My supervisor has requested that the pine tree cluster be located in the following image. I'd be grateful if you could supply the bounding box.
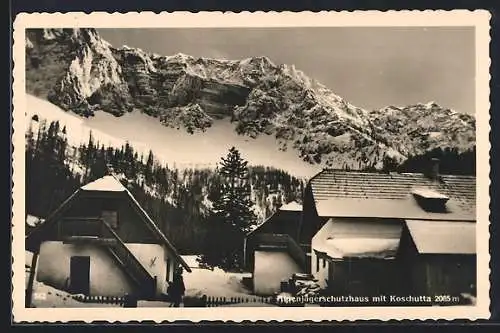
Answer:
[25,119,305,255]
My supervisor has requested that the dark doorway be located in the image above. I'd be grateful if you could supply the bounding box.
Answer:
[70,256,90,295]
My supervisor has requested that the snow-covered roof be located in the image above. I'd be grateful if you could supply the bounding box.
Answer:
[313,218,402,259]
[80,175,127,192]
[406,220,476,254]
[279,201,302,212]
[310,170,476,217]
[320,238,401,259]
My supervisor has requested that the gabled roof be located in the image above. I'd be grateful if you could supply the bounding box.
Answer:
[405,219,476,254]
[309,170,476,220]
[26,175,191,272]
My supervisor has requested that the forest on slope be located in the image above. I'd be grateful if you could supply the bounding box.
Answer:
[25,117,475,254]
[25,118,305,253]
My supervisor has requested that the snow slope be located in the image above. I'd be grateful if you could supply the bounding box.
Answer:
[25,28,476,173]
[26,94,321,178]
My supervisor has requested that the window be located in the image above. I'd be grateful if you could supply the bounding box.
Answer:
[316,255,320,273]
[323,258,326,269]
[101,210,118,228]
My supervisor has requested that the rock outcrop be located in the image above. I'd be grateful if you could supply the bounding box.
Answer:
[25,28,476,170]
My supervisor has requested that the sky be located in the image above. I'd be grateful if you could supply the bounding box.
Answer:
[98,27,475,114]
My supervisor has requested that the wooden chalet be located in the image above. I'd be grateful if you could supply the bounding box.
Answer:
[301,159,476,299]
[25,175,191,304]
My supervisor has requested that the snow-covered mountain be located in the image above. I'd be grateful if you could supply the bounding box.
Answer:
[25,28,476,172]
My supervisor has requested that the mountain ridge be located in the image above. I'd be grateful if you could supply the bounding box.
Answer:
[25,28,476,171]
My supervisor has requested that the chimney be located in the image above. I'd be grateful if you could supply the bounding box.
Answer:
[428,158,440,180]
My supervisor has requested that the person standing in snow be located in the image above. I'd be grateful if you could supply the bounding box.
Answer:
[169,267,185,307]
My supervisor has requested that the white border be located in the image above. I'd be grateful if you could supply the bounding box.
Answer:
[12,10,491,322]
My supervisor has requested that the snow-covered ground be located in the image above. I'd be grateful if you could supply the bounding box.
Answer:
[29,281,123,308]
[181,255,253,298]
[27,277,173,308]
[26,94,320,178]
[224,301,277,307]
[25,254,254,307]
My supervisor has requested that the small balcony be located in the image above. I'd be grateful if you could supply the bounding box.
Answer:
[59,217,117,245]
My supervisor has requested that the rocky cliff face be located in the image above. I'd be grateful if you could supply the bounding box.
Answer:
[25,28,476,170]
[368,102,476,156]
[26,28,133,117]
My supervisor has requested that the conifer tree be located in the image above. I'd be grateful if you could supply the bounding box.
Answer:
[200,147,258,270]
[214,147,257,233]
[145,150,155,185]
